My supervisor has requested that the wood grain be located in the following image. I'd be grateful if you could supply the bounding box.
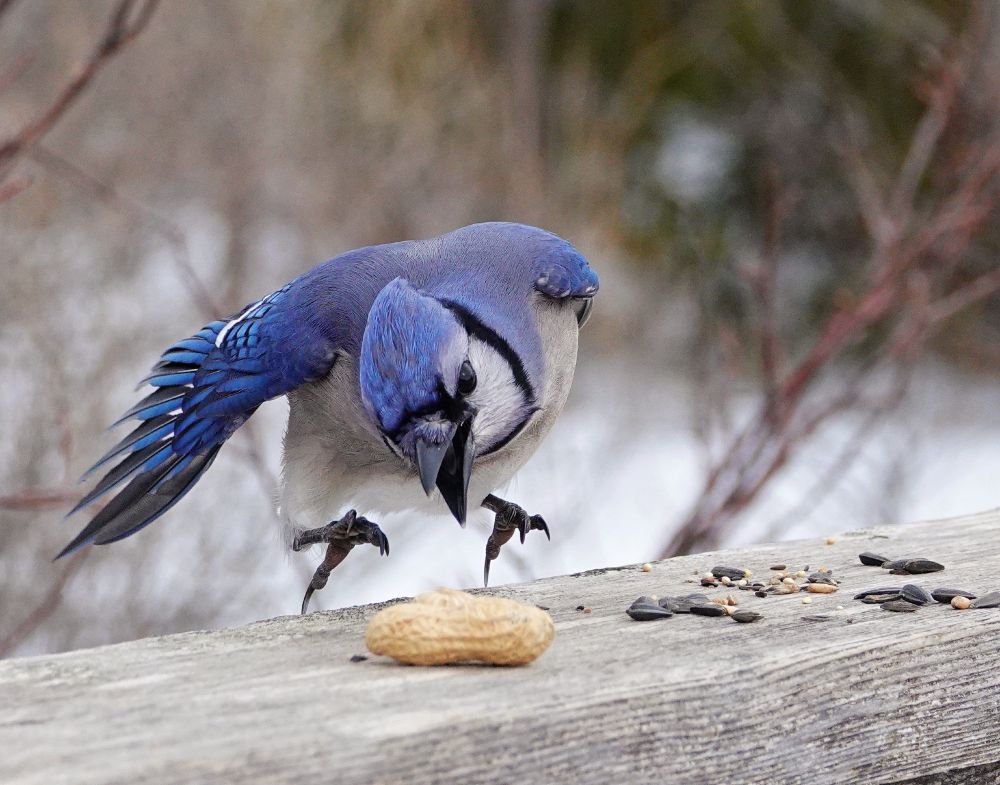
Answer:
[4,509,1000,785]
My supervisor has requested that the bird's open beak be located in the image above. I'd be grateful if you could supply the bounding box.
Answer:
[415,414,475,526]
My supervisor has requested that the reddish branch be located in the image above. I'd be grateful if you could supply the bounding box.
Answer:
[662,28,1000,558]
[0,0,159,194]
[0,552,87,658]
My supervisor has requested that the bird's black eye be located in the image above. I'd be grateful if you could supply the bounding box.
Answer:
[457,360,477,395]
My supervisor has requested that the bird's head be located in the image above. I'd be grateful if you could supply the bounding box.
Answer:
[360,278,481,524]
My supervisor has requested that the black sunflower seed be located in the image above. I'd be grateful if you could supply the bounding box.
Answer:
[732,610,762,623]
[861,593,902,604]
[626,597,673,621]
[881,600,919,612]
[899,584,933,606]
[859,552,891,567]
[690,603,727,617]
[854,586,905,600]
[770,564,787,571]
[711,565,747,581]
[931,588,977,604]
[754,590,768,598]
[970,591,1000,609]
[902,559,944,574]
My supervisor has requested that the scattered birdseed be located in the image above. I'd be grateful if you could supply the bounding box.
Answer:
[970,591,1000,609]
[881,558,945,575]
[825,537,837,545]
[711,566,747,581]
[951,596,972,610]
[754,590,768,599]
[854,586,904,600]
[737,578,748,587]
[782,577,796,586]
[732,610,762,623]
[349,654,368,663]
[626,597,673,621]
[899,584,933,606]
[583,607,593,614]
[690,603,727,617]
[576,605,585,611]
[806,583,838,594]
[881,600,919,613]
[861,593,901,604]
[720,576,732,586]
[931,588,976,604]
[795,570,807,578]
[859,552,891,567]
[641,563,652,573]
[770,564,787,571]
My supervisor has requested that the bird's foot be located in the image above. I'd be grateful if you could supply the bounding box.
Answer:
[481,494,550,587]
[292,510,389,614]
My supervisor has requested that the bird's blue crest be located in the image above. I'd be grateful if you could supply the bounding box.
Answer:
[360,278,466,437]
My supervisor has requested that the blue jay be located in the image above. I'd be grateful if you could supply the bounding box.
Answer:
[62,222,599,612]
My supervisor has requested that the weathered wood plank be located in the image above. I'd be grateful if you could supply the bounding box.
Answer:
[4,509,1000,785]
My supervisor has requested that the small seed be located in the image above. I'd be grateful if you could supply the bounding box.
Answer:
[702,572,715,580]
[859,552,891,567]
[576,605,585,611]
[583,607,593,614]
[782,577,796,586]
[970,591,1000,609]
[754,590,768,598]
[951,596,972,610]
[690,603,727,617]
[732,610,762,623]
[737,578,748,587]
[902,559,945,574]
[854,586,905,600]
[641,563,652,573]
[861,593,902,604]
[801,597,812,604]
[349,654,368,663]
[795,570,807,578]
[807,573,837,585]
[806,583,838,594]
[770,564,787,571]
[701,577,718,587]
[626,597,673,621]
[881,600,919,613]
[711,566,747,581]
[899,584,933,606]
[720,576,732,586]
[825,537,837,545]
[931,588,976,604]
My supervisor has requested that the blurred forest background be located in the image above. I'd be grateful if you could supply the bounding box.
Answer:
[2,0,1000,657]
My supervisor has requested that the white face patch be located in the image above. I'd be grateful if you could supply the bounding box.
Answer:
[465,338,534,454]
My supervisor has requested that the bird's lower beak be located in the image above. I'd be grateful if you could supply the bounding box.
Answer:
[415,415,475,526]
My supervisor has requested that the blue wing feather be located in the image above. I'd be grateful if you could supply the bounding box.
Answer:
[60,282,337,558]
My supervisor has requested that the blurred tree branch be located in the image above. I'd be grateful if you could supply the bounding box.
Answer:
[0,0,159,199]
[663,14,1000,557]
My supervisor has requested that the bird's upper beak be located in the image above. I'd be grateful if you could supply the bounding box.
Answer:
[415,411,476,526]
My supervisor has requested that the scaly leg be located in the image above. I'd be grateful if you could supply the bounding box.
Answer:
[292,510,389,614]
[481,494,550,587]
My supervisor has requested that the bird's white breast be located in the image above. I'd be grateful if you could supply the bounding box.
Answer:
[278,294,580,540]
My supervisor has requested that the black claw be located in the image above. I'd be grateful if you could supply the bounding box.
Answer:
[301,585,315,615]
[294,510,388,612]
[480,495,550,587]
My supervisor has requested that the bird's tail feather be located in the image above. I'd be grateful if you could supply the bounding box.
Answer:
[59,320,229,559]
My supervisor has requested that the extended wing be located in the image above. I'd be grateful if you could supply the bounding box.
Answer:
[59,283,337,558]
